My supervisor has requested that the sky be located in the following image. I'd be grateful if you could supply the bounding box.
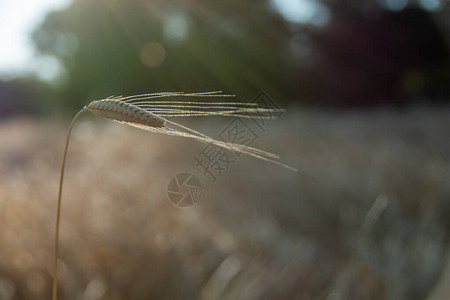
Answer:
[0,0,72,80]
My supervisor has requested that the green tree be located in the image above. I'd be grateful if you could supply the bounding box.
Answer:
[32,0,294,112]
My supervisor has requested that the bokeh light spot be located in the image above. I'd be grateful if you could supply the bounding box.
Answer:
[419,0,444,11]
[84,277,106,299]
[140,42,166,67]
[0,278,15,300]
[377,0,408,11]
[32,55,66,82]
[163,9,190,43]
[270,0,330,26]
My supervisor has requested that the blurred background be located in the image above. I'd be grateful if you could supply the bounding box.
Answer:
[0,0,450,299]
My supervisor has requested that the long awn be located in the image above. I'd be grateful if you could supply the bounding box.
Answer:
[52,91,296,300]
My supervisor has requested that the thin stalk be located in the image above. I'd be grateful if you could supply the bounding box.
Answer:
[53,108,86,300]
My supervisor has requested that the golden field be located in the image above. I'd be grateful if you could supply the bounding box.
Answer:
[0,107,449,300]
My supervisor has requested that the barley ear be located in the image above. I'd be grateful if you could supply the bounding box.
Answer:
[52,108,86,300]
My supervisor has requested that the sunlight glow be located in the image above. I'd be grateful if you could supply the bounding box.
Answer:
[0,0,72,79]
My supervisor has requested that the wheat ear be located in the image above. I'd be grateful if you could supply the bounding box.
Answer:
[53,92,296,300]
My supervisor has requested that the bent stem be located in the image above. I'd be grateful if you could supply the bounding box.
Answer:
[52,108,86,300]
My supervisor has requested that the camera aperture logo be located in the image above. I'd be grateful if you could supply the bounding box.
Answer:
[193,90,282,182]
[167,173,202,207]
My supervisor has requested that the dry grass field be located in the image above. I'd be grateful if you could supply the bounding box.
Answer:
[0,106,449,300]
